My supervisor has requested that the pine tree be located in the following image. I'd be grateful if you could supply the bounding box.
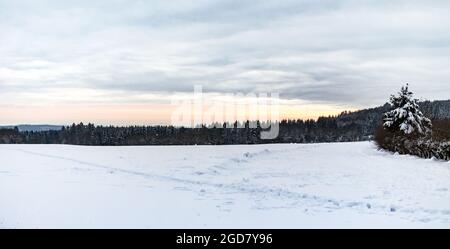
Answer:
[383,84,432,135]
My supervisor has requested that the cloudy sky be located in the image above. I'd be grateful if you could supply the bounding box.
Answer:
[1,0,449,125]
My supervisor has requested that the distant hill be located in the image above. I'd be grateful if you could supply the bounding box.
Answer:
[420,100,450,119]
[0,125,64,132]
[335,99,450,138]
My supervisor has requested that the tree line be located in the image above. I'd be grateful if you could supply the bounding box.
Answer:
[1,99,449,146]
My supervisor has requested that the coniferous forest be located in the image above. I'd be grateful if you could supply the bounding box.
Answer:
[1,100,449,146]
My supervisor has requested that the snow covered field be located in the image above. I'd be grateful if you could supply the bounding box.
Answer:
[1,142,449,228]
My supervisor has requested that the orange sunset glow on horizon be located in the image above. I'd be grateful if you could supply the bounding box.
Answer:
[0,103,357,126]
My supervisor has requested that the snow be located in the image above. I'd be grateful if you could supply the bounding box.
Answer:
[1,142,449,228]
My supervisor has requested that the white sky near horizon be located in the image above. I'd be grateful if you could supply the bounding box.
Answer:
[1,0,449,125]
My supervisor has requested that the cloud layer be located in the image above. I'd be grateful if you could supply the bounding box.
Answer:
[1,0,450,112]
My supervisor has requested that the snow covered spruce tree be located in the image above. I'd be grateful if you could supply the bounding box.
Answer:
[383,84,432,136]
[375,84,450,160]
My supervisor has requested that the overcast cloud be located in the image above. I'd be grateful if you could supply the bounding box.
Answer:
[1,0,450,108]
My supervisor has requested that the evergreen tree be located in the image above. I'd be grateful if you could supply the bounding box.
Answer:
[383,84,432,135]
